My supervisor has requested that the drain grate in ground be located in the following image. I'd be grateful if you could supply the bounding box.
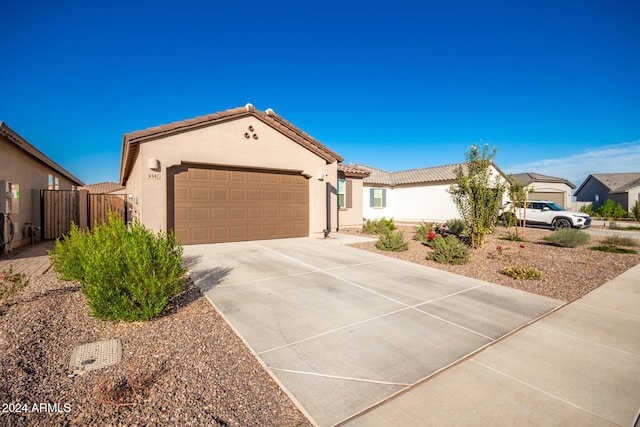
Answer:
[69,339,122,375]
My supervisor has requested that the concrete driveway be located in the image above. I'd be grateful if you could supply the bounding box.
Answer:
[183,234,564,426]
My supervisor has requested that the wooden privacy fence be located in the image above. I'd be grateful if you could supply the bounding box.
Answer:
[88,193,127,228]
[41,190,127,239]
[42,190,80,240]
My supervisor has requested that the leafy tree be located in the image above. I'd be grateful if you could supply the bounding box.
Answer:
[596,199,627,220]
[449,144,506,248]
[631,200,640,222]
[506,174,530,239]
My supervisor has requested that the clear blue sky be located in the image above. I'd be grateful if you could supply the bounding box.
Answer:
[2,0,639,188]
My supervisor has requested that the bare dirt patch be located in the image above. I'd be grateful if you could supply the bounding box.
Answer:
[343,225,640,302]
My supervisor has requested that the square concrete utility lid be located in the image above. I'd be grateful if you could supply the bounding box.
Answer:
[69,339,122,375]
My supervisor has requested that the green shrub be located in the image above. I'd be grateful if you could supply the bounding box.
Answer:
[428,235,470,265]
[590,245,637,254]
[445,218,466,235]
[600,235,638,247]
[501,265,542,280]
[376,230,408,252]
[595,199,627,219]
[0,266,28,305]
[579,204,595,216]
[363,217,396,235]
[542,228,590,248]
[631,201,640,222]
[413,222,435,242]
[49,214,187,321]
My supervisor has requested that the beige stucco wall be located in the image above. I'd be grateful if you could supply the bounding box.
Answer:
[338,177,365,229]
[1,136,77,250]
[125,116,338,237]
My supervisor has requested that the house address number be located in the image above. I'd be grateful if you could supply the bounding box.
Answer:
[147,172,161,180]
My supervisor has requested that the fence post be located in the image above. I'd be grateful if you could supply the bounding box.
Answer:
[78,190,89,230]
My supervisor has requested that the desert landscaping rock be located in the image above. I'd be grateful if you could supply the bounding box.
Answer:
[344,225,640,302]
[0,271,311,426]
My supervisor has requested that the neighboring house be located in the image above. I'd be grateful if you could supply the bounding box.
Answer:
[336,164,370,229]
[119,104,346,244]
[357,163,507,223]
[79,181,126,195]
[511,172,575,208]
[574,173,640,211]
[0,121,84,253]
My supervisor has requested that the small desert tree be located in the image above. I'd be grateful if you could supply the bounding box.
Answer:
[450,144,506,248]
[506,174,531,238]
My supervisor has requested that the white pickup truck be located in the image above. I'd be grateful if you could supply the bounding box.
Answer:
[500,200,591,229]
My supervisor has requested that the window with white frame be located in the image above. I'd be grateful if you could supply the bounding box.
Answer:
[48,174,53,190]
[370,188,386,208]
[54,177,59,190]
[337,179,346,208]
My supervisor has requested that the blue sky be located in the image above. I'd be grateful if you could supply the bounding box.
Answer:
[1,0,639,188]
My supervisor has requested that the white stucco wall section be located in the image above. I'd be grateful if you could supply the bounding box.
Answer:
[362,184,461,223]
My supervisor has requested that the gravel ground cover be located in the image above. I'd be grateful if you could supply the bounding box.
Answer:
[1,224,638,426]
[0,270,311,427]
[343,225,640,302]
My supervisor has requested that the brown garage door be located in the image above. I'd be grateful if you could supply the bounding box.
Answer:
[529,192,565,207]
[173,167,309,244]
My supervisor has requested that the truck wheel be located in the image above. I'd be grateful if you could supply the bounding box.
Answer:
[553,218,571,229]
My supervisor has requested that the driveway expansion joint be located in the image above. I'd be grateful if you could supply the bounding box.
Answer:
[268,367,413,387]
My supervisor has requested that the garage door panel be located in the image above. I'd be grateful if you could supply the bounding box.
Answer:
[190,207,209,221]
[264,207,278,219]
[247,189,262,201]
[211,170,228,182]
[191,187,210,201]
[174,167,309,244]
[230,189,246,201]
[190,169,209,181]
[230,171,247,183]
[213,189,228,201]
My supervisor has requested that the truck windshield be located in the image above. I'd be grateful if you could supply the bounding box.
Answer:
[546,202,564,211]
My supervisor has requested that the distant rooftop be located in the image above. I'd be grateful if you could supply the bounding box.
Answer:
[512,172,576,189]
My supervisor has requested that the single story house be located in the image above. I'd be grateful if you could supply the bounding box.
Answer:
[511,172,575,208]
[574,173,640,211]
[1,121,84,253]
[356,163,507,224]
[119,104,354,244]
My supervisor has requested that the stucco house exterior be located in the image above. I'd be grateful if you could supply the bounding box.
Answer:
[0,121,84,253]
[119,104,350,244]
[511,172,575,208]
[357,163,507,223]
[574,173,640,211]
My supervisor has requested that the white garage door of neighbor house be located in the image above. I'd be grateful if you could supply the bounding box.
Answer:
[529,192,565,207]
[173,167,309,244]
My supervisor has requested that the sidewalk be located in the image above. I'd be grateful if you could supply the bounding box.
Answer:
[342,263,640,426]
[0,241,54,276]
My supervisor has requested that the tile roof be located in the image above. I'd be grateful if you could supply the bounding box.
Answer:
[120,104,343,184]
[78,181,125,194]
[337,163,370,178]
[512,172,576,189]
[0,121,84,186]
[591,173,640,193]
[357,163,467,186]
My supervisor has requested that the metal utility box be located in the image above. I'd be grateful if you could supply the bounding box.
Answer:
[1,181,20,215]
